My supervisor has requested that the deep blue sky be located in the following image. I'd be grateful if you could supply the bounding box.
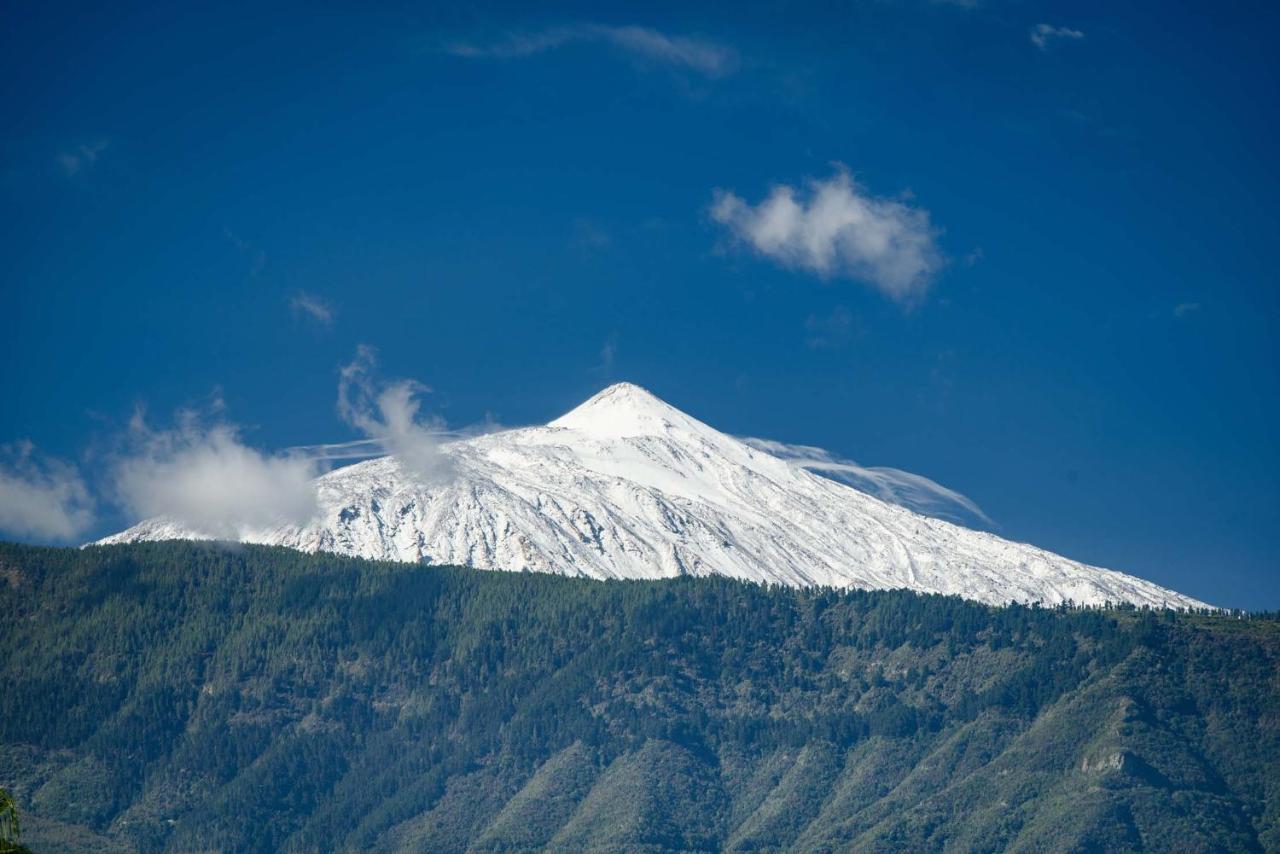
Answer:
[2,1,1276,608]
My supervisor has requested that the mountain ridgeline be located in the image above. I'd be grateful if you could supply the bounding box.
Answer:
[0,541,1276,852]
[101,382,1208,610]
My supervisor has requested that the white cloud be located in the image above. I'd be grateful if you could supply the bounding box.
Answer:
[337,346,455,484]
[291,291,335,326]
[56,140,109,177]
[743,437,994,529]
[448,24,737,77]
[1173,302,1201,318]
[711,168,945,303]
[0,442,96,542]
[1030,24,1084,50]
[113,407,318,537]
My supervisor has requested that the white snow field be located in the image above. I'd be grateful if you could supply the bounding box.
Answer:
[99,383,1208,608]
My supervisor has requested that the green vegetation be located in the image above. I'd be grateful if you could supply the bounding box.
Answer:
[0,786,28,854]
[1,540,1277,852]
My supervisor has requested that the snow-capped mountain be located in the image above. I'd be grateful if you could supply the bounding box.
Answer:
[98,383,1208,608]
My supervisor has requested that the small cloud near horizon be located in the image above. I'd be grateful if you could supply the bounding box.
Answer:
[710,167,945,304]
[111,402,319,537]
[0,441,96,542]
[1031,24,1084,51]
[447,23,737,78]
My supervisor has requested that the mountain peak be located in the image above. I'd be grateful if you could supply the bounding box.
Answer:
[99,381,1210,609]
[549,382,703,438]
[588,381,660,403]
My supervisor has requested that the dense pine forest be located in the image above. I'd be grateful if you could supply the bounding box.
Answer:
[0,541,1277,852]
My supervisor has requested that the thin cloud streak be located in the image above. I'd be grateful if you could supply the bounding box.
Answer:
[1031,24,1084,50]
[743,437,994,530]
[291,291,336,326]
[448,24,737,77]
[287,431,475,463]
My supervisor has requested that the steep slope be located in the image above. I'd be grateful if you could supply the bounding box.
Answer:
[99,382,1206,608]
[1,543,1275,853]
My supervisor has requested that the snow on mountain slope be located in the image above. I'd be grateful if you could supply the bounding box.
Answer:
[98,383,1209,608]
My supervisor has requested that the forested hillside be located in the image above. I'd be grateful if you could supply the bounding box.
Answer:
[1,541,1276,852]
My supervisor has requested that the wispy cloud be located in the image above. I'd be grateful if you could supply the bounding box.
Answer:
[56,140,109,177]
[593,334,619,374]
[448,24,737,77]
[0,441,96,541]
[285,437,387,463]
[224,229,267,277]
[1173,302,1201,318]
[1030,24,1084,51]
[743,437,994,529]
[112,403,318,537]
[805,306,857,350]
[291,291,336,326]
[337,346,454,484]
[711,168,945,303]
[571,218,613,254]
